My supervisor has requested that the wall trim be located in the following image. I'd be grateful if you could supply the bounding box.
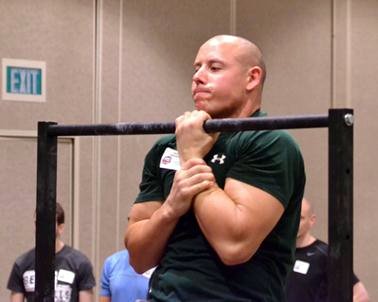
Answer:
[0,130,80,248]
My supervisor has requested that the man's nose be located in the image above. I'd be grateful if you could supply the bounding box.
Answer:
[192,67,206,84]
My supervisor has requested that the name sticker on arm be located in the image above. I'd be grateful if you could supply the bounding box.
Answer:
[159,147,181,171]
[293,260,310,275]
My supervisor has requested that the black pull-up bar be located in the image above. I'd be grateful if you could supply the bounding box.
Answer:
[47,114,328,136]
[35,108,353,301]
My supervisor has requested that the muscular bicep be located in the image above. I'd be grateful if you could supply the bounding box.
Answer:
[224,177,284,247]
[194,177,286,265]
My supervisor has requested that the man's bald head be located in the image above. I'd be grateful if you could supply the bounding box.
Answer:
[301,197,314,217]
[297,197,316,241]
[201,35,266,84]
[192,34,266,118]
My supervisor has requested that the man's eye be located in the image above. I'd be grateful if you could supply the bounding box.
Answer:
[210,66,221,71]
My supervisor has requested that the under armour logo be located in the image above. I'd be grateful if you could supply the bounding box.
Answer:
[211,154,226,164]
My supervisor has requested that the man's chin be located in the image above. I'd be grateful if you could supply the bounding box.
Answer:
[194,100,207,111]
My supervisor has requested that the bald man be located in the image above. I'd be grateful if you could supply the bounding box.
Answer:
[286,198,370,302]
[125,35,306,301]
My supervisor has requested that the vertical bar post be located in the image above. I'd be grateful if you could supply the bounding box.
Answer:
[328,108,353,302]
[35,122,57,302]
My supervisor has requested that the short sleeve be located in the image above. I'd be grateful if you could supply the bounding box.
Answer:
[99,258,111,297]
[352,273,360,285]
[227,130,305,208]
[135,140,166,203]
[7,262,25,293]
[77,259,96,291]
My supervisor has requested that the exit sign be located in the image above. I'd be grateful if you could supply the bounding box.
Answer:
[2,58,46,102]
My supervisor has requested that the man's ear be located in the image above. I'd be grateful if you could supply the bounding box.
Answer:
[56,223,65,237]
[310,214,316,227]
[246,66,263,91]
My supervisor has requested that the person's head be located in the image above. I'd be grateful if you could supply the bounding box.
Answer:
[34,202,65,247]
[56,202,65,238]
[192,34,266,119]
[297,198,316,239]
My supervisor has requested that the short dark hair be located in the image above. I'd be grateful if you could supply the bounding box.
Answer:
[56,202,65,225]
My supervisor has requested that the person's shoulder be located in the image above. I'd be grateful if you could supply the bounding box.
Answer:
[105,249,129,265]
[265,129,300,148]
[10,248,35,274]
[64,245,89,258]
[154,134,176,148]
[313,239,329,255]
[145,135,176,158]
[250,110,301,146]
[14,248,35,266]
[314,239,328,247]
[102,250,140,276]
[61,245,91,263]
[236,128,301,156]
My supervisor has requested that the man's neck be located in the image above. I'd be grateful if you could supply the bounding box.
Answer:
[296,233,316,248]
[237,101,261,119]
[55,239,64,253]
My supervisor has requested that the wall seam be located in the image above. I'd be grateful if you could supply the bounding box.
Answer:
[72,138,80,249]
[92,0,103,270]
[230,0,237,35]
[116,0,124,249]
[331,0,335,108]
[331,0,351,108]
[346,0,351,108]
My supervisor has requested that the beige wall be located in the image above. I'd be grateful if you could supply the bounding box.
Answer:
[0,0,376,300]
[350,0,378,295]
[0,133,75,295]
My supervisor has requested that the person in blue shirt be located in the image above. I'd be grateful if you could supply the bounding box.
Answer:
[99,249,153,302]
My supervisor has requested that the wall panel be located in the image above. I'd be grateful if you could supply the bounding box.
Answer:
[350,0,378,298]
[0,0,376,300]
[118,0,232,252]
[0,134,73,299]
[238,0,331,237]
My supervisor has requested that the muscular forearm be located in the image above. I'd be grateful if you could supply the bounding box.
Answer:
[125,203,179,273]
[126,159,215,273]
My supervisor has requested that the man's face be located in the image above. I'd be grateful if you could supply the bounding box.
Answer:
[297,199,315,239]
[56,222,64,238]
[191,40,249,118]
[34,214,64,238]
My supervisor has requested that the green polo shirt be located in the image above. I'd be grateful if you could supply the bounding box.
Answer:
[135,111,305,301]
